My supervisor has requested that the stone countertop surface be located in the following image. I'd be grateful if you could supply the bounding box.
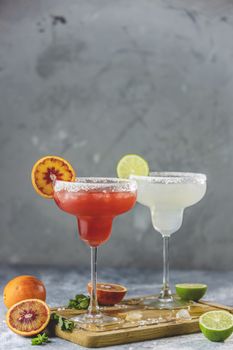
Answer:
[1,266,233,349]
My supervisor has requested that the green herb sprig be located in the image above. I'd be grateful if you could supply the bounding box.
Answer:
[31,333,49,345]
[68,294,90,310]
[51,313,75,332]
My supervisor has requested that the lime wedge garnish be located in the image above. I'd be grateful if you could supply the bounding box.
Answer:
[176,283,207,301]
[199,311,233,342]
[117,154,149,179]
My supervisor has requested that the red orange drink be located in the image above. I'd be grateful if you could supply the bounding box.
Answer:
[31,158,137,327]
[54,190,136,247]
[53,177,137,328]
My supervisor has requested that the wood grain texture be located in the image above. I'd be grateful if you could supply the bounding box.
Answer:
[53,298,233,348]
[55,319,199,348]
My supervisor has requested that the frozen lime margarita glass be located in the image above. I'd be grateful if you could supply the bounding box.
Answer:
[130,172,207,309]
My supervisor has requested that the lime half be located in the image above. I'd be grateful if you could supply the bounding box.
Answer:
[199,310,233,342]
[117,154,149,179]
[176,283,207,301]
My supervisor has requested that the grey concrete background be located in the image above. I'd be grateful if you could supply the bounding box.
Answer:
[0,0,233,269]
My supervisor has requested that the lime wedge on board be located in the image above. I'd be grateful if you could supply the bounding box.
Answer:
[176,283,207,301]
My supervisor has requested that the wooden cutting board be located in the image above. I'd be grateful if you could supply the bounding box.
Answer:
[51,297,233,348]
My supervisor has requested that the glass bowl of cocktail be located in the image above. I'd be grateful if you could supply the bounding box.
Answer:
[53,177,137,327]
[130,171,207,309]
[31,156,137,329]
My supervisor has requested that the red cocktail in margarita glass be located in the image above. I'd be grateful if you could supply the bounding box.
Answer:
[54,188,136,247]
[53,177,137,327]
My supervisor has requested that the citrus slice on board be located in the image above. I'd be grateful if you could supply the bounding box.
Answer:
[31,155,76,199]
[176,283,207,301]
[6,299,50,337]
[117,154,149,179]
[199,310,233,342]
[87,282,127,306]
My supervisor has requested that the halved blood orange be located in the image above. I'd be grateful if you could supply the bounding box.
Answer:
[31,155,76,199]
[87,282,127,306]
[6,299,50,337]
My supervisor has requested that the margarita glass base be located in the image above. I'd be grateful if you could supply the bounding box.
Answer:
[143,295,193,310]
[71,312,123,330]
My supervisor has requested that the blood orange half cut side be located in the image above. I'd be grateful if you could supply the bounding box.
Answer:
[31,155,76,199]
[87,282,127,306]
[6,299,50,337]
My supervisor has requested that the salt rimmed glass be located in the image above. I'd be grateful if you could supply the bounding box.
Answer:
[53,177,137,328]
[130,172,207,309]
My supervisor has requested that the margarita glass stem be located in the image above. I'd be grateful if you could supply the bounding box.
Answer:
[159,235,173,301]
[88,247,100,316]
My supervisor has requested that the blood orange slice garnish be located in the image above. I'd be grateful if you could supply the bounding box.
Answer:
[6,299,50,337]
[31,155,76,199]
[87,282,127,306]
